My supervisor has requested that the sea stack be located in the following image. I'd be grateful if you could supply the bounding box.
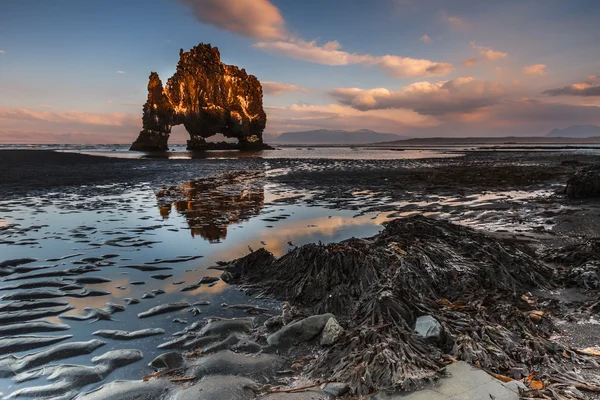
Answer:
[130,43,270,151]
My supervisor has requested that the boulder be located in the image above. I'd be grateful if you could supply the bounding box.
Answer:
[319,317,344,346]
[565,166,600,198]
[267,314,334,348]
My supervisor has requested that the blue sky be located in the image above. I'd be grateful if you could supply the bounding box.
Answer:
[0,0,599,143]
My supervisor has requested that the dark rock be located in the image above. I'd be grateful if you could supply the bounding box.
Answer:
[149,351,184,370]
[199,318,253,338]
[267,314,334,348]
[130,43,270,152]
[322,382,350,396]
[199,276,220,284]
[565,166,600,198]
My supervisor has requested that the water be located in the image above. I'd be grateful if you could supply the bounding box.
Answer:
[0,171,388,397]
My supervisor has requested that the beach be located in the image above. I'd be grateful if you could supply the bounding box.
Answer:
[1,147,600,399]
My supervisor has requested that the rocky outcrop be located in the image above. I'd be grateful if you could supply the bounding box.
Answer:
[130,43,270,151]
[565,166,600,198]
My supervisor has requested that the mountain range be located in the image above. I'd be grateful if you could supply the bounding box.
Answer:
[546,125,600,138]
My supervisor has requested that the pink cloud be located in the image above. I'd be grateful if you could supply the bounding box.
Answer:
[254,38,452,78]
[262,81,309,96]
[420,34,432,43]
[178,0,286,40]
[442,12,466,29]
[523,64,547,76]
[331,77,506,115]
[0,107,141,143]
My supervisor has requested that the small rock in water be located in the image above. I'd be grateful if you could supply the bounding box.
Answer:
[199,276,220,284]
[124,298,140,305]
[414,315,443,343]
[188,307,202,316]
[149,351,184,370]
[320,317,344,346]
[151,274,172,280]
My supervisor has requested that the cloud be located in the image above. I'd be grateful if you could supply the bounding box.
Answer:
[0,107,139,127]
[178,0,286,40]
[262,81,309,96]
[442,12,465,29]
[264,103,438,135]
[254,38,452,78]
[542,76,600,96]
[0,50,5,54]
[0,108,141,144]
[490,99,600,124]
[116,70,125,74]
[38,104,54,109]
[462,57,478,67]
[477,49,507,61]
[330,77,505,116]
[120,102,142,106]
[523,64,547,76]
[461,43,507,67]
[420,34,432,43]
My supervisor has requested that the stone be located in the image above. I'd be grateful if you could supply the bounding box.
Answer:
[565,166,600,198]
[267,313,334,348]
[130,43,270,152]
[414,315,443,343]
[320,317,344,346]
[322,382,350,396]
[149,351,184,370]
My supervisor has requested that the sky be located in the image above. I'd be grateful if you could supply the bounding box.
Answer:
[1,0,600,144]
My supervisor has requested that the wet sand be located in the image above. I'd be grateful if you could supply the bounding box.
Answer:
[1,149,600,399]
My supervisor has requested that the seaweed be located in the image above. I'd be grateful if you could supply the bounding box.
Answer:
[222,215,594,395]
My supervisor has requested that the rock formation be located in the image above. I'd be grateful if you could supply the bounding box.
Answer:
[130,43,270,151]
[565,166,600,198]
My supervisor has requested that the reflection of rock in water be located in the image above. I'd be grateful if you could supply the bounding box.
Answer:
[157,173,264,242]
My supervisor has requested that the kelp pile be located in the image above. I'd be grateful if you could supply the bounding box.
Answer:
[222,216,597,396]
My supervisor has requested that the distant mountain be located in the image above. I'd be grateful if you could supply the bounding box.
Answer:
[547,125,600,138]
[273,129,407,144]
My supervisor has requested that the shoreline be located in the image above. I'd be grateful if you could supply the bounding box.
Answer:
[1,148,600,399]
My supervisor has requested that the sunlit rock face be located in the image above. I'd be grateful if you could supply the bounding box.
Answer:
[130,43,269,151]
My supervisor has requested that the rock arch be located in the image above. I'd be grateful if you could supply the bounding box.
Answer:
[130,44,270,151]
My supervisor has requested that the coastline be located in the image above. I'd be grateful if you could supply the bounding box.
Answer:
[0,148,600,399]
